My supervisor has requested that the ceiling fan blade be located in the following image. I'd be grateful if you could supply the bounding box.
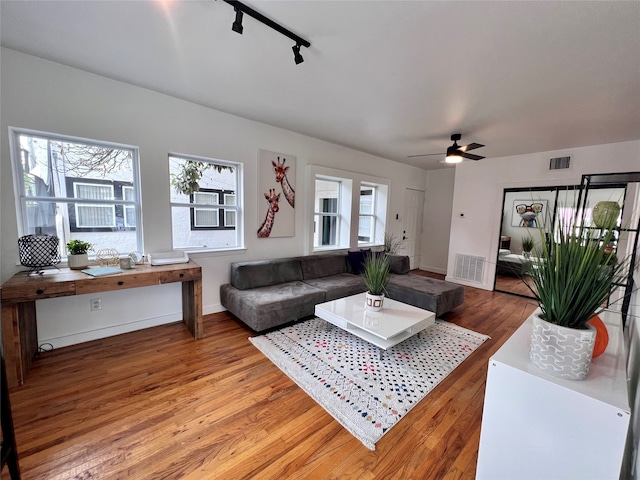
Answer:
[407,152,445,158]
[459,142,484,152]
[459,151,485,161]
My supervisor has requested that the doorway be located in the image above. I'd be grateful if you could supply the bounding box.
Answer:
[403,188,425,269]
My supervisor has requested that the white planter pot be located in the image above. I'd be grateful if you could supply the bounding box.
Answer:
[530,313,596,380]
[68,253,89,270]
[365,292,384,312]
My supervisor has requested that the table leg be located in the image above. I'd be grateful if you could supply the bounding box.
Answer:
[2,301,37,388]
[181,278,203,339]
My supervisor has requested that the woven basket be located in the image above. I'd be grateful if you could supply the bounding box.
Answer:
[18,234,61,268]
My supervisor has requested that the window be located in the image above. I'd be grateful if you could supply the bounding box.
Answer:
[192,191,219,228]
[314,179,341,247]
[9,128,142,256]
[75,183,115,228]
[123,186,136,227]
[358,185,376,244]
[170,154,242,251]
[65,178,137,232]
[310,167,388,252]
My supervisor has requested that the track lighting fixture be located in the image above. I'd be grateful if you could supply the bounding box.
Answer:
[231,7,244,34]
[292,43,304,65]
[224,0,311,65]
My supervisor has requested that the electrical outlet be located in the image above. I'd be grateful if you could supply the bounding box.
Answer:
[90,298,102,311]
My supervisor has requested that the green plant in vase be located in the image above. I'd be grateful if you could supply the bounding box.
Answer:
[523,210,629,380]
[66,239,93,270]
[521,235,534,257]
[362,252,391,311]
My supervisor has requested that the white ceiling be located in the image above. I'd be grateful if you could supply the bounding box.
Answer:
[1,1,639,170]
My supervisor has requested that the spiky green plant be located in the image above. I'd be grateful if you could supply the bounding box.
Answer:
[361,252,391,296]
[383,232,404,255]
[521,235,534,253]
[523,213,628,329]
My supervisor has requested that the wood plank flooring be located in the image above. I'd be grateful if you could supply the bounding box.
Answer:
[4,273,537,480]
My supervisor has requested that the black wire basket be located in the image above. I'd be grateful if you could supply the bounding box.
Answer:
[18,234,61,271]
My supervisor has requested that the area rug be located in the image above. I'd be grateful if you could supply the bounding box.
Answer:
[249,317,489,450]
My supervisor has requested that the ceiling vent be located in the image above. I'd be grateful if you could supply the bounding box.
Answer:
[549,156,571,170]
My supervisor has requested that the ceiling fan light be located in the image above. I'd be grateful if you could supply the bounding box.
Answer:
[445,154,463,164]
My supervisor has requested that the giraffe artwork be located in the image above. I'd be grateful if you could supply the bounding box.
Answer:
[257,188,280,238]
[258,149,296,238]
[272,156,295,208]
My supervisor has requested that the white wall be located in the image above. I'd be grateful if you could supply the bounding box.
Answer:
[421,167,455,274]
[446,141,640,289]
[0,48,427,347]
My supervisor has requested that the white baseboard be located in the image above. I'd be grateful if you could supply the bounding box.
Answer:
[445,275,493,291]
[204,303,226,315]
[418,264,447,275]
[39,312,182,349]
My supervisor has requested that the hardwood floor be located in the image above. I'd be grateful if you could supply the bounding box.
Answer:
[494,273,537,298]
[4,273,538,480]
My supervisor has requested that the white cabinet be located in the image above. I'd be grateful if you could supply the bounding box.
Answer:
[476,311,630,480]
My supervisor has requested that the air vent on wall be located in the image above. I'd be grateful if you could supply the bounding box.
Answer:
[454,254,485,283]
[549,156,571,170]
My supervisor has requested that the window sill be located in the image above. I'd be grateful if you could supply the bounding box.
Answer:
[181,247,248,257]
[312,246,350,254]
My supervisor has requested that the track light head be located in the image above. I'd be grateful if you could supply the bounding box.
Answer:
[292,43,304,65]
[232,8,244,34]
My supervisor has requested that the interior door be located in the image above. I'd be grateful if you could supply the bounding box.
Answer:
[403,188,425,269]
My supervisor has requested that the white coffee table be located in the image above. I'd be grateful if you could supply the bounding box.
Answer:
[314,292,436,350]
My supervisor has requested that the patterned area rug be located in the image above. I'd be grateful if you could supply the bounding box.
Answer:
[249,317,489,450]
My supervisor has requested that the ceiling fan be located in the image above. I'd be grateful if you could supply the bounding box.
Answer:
[408,133,485,163]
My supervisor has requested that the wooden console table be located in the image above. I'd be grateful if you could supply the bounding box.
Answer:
[1,261,202,388]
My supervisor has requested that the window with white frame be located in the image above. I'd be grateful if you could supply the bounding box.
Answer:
[123,186,136,228]
[314,179,341,247]
[192,191,219,228]
[358,185,376,244]
[310,167,388,252]
[9,128,142,256]
[169,154,242,251]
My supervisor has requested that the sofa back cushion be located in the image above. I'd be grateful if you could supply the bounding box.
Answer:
[347,250,369,274]
[388,255,410,274]
[300,254,348,280]
[230,258,303,290]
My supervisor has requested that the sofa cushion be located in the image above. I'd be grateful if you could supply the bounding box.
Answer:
[220,281,325,332]
[388,255,410,274]
[230,258,302,290]
[347,250,367,274]
[303,273,366,301]
[386,273,464,317]
[300,254,348,280]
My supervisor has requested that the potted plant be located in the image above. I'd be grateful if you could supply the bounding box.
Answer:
[66,239,93,270]
[383,232,404,255]
[361,252,391,311]
[523,213,628,380]
[521,235,534,257]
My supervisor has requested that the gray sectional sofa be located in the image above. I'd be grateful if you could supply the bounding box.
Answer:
[220,253,464,332]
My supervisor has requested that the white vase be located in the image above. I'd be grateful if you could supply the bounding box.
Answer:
[365,292,384,312]
[68,253,89,270]
[530,313,596,380]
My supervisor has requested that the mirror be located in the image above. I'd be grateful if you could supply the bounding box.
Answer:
[494,185,627,298]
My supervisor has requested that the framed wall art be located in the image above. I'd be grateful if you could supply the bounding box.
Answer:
[512,200,548,228]
[257,149,296,238]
